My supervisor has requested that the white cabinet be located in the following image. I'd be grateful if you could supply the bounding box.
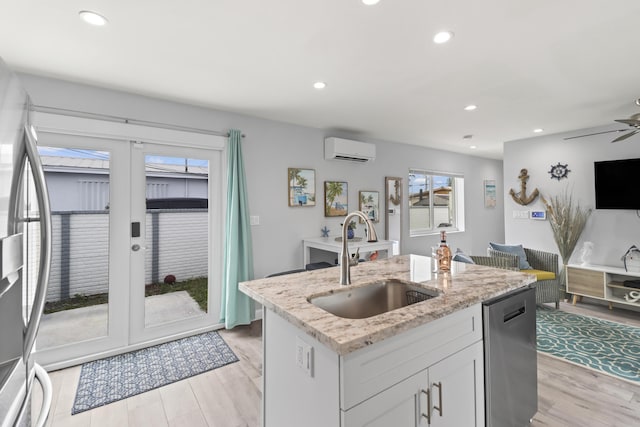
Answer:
[428,341,484,427]
[262,304,484,427]
[342,342,484,427]
[567,264,640,309]
[342,341,484,427]
[342,371,424,427]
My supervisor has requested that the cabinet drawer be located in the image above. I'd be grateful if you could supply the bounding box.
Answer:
[567,267,604,298]
[339,304,482,410]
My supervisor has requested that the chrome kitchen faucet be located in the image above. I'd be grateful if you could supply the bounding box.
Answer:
[340,211,378,285]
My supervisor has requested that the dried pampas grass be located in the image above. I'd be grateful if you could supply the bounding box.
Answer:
[541,191,592,264]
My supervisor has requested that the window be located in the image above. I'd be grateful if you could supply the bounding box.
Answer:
[408,169,465,236]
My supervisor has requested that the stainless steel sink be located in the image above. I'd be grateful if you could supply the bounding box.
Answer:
[308,279,439,319]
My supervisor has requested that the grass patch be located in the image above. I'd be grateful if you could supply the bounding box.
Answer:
[44,293,109,314]
[145,277,208,311]
[44,277,208,314]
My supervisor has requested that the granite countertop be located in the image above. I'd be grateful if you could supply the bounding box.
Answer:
[239,254,535,355]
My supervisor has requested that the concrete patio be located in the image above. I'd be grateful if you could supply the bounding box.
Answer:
[37,291,205,349]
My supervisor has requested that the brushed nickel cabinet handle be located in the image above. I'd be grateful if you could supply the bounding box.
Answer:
[420,389,431,424]
[433,381,443,417]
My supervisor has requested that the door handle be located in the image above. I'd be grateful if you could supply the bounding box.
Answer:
[131,221,140,237]
[131,244,143,251]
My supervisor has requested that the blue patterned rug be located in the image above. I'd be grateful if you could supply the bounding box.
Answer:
[536,306,640,383]
[72,331,238,414]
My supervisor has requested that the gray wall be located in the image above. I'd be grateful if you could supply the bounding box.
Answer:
[19,73,505,279]
[503,125,640,267]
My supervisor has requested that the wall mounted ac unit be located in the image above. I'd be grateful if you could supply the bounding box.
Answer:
[324,137,376,162]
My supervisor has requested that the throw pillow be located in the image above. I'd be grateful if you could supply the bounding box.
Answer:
[489,242,532,270]
[452,248,475,264]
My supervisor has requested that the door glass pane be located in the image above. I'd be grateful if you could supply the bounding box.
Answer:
[143,155,209,328]
[36,147,110,349]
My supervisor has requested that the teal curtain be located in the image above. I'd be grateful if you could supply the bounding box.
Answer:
[220,129,254,329]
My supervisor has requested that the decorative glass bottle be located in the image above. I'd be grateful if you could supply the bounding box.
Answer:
[437,231,452,272]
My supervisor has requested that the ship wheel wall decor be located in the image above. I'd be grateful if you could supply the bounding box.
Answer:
[548,162,570,180]
[509,168,540,205]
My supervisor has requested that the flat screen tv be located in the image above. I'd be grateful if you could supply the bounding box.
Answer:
[594,158,640,210]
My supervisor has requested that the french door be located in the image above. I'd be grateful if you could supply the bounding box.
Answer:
[129,141,222,344]
[33,122,224,369]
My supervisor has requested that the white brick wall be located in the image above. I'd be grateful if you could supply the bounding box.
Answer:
[144,211,209,283]
[46,213,110,301]
[45,210,208,302]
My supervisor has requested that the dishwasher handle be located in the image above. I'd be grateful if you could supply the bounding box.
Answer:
[504,304,526,323]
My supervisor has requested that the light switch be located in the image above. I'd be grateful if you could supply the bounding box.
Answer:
[250,215,260,226]
[512,210,529,219]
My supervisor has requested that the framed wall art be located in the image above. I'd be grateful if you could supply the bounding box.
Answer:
[324,181,348,217]
[484,179,496,208]
[288,168,316,207]
[359,190,379,222]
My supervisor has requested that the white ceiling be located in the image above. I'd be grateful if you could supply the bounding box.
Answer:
[2,0,640,159]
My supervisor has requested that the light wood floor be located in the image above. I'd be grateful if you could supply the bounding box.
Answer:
[35,301,640,427]
[532,302,640,426]
[34,321,263,427]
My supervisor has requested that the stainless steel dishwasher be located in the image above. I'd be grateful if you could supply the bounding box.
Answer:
[483,286,537,427]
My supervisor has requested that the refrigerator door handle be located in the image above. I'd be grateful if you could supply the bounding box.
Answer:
[22,125,52,357]
[0,234,23,299]
[33,362,52,427]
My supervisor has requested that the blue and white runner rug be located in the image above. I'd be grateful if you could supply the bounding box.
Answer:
[536,306,640,383]
[72,331,238,414]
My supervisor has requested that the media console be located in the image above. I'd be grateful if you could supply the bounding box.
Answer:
[567,263,640,309]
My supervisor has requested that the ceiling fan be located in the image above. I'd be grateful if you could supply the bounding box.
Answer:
[564,100,640,143]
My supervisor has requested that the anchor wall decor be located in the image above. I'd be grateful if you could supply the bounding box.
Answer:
[509,168,540,205]
[389,180,401,206]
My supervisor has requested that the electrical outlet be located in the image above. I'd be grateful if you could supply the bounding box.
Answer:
[296,342,304,367]
[250,215,260,226]
[296,337,313,377]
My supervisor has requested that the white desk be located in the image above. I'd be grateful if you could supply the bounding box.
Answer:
[302,237,395,267]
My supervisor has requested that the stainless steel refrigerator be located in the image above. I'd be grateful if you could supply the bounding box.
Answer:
[0,57,52,427]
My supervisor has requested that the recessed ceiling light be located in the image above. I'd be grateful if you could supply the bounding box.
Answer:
[313,81,326,90]
[79,10,108,26]
[464,105,477,111]
[362,0,380,5]
[635,98,640,106]
[433,31,454,44]
[469,145,477,149]
[533,128,544,133]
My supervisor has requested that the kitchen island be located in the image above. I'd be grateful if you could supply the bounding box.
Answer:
[239,254,535,427]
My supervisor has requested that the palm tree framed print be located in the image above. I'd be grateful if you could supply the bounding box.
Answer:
[288,168,316,207]
[324,181,348,216]
[359,191,379,222]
